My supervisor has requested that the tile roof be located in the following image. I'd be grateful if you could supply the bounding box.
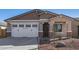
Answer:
[4,9,77,22]
[4,9,59,21]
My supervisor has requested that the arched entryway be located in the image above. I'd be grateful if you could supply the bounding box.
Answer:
[43,22,49,37]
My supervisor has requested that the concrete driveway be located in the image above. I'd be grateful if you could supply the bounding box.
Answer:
[0,37,38,50]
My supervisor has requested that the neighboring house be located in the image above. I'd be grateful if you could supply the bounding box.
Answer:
[0,25,6,29]
[0,22,7,37]
[4,9,79,38]
[0,22,6,29]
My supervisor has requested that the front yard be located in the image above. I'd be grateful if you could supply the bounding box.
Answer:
[38,38,79,50]
[0,37,79,50]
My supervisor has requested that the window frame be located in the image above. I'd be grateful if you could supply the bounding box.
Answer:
[19,24,24,27]
[32,24,37,27]
[12,24,17,27]
[54,23,62,32]
[26,24,31,27]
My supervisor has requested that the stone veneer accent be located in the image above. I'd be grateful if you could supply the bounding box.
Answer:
[6,32,11,37]
[49,32,53,39]
[67,32,72,38]
[38,32,43,38]
[38,32,54,39]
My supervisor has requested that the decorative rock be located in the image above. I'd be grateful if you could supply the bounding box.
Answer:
[55,42,66,48]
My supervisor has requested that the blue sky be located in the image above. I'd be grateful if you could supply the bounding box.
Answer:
[0,9,79,21]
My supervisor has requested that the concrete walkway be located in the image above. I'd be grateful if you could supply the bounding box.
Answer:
[0,37,38,50]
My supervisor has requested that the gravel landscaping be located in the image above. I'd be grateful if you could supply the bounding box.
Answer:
[1,37,79,50]
[38,38,79,50]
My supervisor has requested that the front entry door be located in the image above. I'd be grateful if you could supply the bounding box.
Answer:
[43,22,49,37]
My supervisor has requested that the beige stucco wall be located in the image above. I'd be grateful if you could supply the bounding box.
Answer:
[71,20,79,38]
[6,16,79,38]
[39,19,49,32]
[49,15,72,38]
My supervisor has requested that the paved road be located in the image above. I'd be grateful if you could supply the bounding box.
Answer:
[0,37,38,50]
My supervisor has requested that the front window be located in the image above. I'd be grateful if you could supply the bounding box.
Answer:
[19,24,24,27]
[12,24,17,27]
[32,24,37,27]
[26,24,31,27]
[54,24,62,32]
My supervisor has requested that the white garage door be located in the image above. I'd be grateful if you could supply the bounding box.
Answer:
[11,22,38,37]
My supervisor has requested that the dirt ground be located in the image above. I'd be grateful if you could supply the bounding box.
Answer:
[38,38,79,50]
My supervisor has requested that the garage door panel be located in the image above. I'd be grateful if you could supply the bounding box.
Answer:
[12,28,24,37]
[11,22,39,37]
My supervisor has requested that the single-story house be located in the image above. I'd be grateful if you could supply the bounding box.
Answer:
[4,9,79,38]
